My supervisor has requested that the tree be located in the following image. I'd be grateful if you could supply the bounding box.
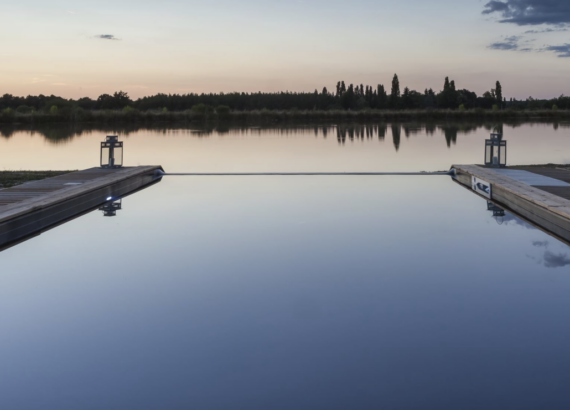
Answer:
[424,88,436,108]
[444,77,450,92]
[438,77,458,109]
[402,87,411,109]
[495,81,503,109]
[340,84,356,109]
[377,84,387,109]
[97,91,132,110]
[113,91,131,108]
[390,74,400,108]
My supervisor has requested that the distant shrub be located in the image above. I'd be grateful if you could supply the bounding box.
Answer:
[123,106,135,113]
[492,104,499,111]
[191,103,213,114]
[73,107,87,120]
[2,108,14,115]
[553,104,559,111]
[216,105,230,115]
[459,104,466,111]
[16,105,33,114]
[163,107,168,113]
[49,105,58,115]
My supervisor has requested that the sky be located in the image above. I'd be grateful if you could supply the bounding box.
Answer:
[1,0,569,100]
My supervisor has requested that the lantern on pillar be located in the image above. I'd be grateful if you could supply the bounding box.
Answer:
[101,136,123,168]
[484,133,507,167]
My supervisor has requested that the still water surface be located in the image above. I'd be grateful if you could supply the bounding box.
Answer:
[1,121,570,172]
[1,176,570,409]
[2,122,570,408]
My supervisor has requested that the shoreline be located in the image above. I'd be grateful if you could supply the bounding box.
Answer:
[1,109,569,125]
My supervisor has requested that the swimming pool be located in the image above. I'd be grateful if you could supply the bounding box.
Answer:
[1,176,569,409]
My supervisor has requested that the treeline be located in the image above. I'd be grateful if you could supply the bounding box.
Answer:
[1,75,569,116]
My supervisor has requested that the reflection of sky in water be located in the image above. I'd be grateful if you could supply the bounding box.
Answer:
[1,177,570,409]
[1,122,570,172]
[489,211,570,268]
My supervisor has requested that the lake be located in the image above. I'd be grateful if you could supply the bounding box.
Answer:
[1,122,570,409]
[1,121,570,172]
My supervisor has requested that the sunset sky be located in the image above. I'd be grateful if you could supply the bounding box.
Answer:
[2,0,569,99]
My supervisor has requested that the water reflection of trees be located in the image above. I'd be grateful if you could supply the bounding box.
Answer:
[335,124,387,145]
[0,121,567,151]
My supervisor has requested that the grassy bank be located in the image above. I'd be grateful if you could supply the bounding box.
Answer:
[1,108,569,125]
[0,171,74,189]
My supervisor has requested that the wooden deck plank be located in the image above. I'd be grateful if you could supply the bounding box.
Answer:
[452,164,570,243]
[0,166,162,224]
[0,166,163,250]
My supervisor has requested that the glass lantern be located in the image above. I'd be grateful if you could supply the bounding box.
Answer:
[484,133,507,167]
[101,136,123,168]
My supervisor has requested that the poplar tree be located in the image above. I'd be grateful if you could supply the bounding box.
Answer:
[390,74,400,108]
[377,84,387,109]
[495,81,503,109]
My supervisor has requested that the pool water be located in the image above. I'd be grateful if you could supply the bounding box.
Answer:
[1,176,570,409]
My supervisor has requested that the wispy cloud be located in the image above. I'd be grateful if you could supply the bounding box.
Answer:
[524,27,568,34]
[29,74,58,84]
[95,34,120,41]
[488,35,523,51]
[543,43,570,57]
[483,0,570,26]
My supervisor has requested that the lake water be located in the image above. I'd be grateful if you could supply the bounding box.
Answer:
[1,122,570,409]
[1,121,570,172]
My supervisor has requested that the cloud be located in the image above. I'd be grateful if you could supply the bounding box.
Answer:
[533,240,549,247]
[543,251,570,268]
[500,213,536,229]
[95,34,120,41]
[483,0,570,26]
[524,27,568,34]
[488,35,523,50]
[544,43,570,57]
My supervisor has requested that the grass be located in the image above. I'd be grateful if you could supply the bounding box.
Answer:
[0,171,75,189]
[1,108,570,125]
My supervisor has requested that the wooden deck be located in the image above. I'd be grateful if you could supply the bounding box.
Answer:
[452,164,570,244]
[0,166,163,250]
[508,166,570,200]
